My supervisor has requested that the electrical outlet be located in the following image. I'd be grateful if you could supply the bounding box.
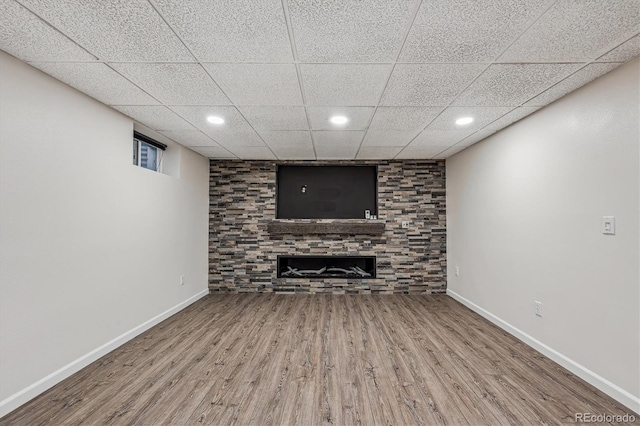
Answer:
[180,275,185,286]
[363,240,371,247]
[535,301,543,317]
[455,266,459,276]
[401,221,410,229]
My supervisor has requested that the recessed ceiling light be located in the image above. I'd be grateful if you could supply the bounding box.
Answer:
[330,115,349,125]
[455,117,474,125]
[207,115,224,125]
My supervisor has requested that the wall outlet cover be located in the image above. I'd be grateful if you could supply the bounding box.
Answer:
[602,216,615,235]
[535,301,543,317]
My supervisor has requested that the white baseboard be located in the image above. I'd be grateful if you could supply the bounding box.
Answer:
[0,289,209,418]
[446,289,640,415]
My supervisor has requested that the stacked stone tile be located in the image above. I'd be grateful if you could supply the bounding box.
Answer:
[209,160,446,294]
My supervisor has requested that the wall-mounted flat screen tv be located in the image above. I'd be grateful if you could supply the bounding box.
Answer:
[276,165,377,219]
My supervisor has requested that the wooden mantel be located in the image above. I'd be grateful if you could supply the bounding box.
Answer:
[266,220,385,235]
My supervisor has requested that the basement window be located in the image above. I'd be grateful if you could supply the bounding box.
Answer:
[133,131,167,172]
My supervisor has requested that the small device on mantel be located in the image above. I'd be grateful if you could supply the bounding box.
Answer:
[365,210,370,219]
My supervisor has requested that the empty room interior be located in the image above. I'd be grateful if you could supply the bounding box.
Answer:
[1,0,639,424]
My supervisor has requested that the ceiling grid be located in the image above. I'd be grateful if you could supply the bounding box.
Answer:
[1,0,637,159]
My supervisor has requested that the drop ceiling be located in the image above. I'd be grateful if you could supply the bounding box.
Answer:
[1,0,638,160]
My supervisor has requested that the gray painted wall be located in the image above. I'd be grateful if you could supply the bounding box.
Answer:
[447,58,639,408]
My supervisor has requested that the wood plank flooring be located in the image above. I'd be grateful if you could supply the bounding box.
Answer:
[1,294,637,425]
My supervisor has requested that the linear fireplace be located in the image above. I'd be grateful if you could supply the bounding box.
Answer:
[277,256,376,279]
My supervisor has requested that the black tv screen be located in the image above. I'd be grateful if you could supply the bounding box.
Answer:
[276,165,377,219]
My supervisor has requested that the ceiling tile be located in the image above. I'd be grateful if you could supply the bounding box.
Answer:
[433,144,468,159]
[272,145,316,160]
[29,62,158,105]
[456,129,494,147]
[18,0,193,61]
[159,129,219,147]
[362,131,418,146]
[207,131,266,147]
[300,64,391,106]
[410,130,474,147]
[312,131,364,146]
[395,145,449,159]
[453,63,580,106]
[307,107,374,130]
[287,0,417,62]
[380,64,486,106]
[598,35,640,62]
[189,146,236,158]
[204,63,303,106]
[225,146,276,160]
[426,107,513,131]
[357,146,404,159]
[459,131,493,147]
[113,106,194,130]
[369,107,442,131]
[400,0,553,62]
[170,106,253,131]
[0,0,95,61]
[498,0,640,62]
[110,63,230,105]
[459,107,540,146]
[239,106,308,130]
[168,106,265,146]
[524,63,621,107]
[313,131,364,159]
[258,131,313,149]
[483,106,540,131]
[153,0,292,62]
[406,106,514,147]
[315,146,360,160]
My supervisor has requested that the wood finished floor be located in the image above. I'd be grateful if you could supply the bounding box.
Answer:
[1,294,636,426]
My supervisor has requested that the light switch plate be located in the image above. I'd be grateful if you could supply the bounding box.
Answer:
[602,216,615,235]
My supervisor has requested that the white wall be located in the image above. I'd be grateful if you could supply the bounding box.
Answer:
[447,58,640,412]
[0,52,210,415]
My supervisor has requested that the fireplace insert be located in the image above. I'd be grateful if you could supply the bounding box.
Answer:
[277,255,376,279]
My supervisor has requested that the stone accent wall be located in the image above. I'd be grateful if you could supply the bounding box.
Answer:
[209,160,446,294]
